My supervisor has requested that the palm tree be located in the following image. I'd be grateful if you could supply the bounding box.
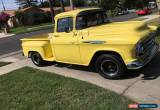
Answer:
[60,0,65,12]
[156,0,160,13]
[97,0,101,4]
[70,0,74,10]
[0,0,6,11]
[48,0,55,23]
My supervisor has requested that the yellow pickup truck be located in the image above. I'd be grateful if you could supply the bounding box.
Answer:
[21,8,159,79]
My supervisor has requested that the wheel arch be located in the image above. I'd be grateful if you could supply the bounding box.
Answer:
[89,50,125,66]
[28,51,42,58]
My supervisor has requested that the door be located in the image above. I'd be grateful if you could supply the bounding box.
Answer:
[53,17,81,64]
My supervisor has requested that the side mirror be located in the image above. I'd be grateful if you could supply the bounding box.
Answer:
[64,27,70,33]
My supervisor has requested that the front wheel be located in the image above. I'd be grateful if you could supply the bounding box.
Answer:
[31,52,45,67]
[95,54,126,79]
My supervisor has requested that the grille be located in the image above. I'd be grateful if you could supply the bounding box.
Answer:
[140,33,156,60]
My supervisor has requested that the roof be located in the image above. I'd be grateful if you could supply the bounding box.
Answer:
[1,10,16,17]
[41,7,74,12]
[55,8,100,18]
[20,7,44,13]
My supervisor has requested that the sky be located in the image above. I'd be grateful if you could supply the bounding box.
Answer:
[0,0,18,10]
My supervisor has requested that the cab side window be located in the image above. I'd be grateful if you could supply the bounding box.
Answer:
[57,17,73,32]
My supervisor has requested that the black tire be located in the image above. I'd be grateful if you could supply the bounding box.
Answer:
[31,52,45,67]
[95,54,126,79]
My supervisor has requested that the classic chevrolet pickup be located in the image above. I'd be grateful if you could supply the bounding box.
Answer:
[21,8,159,79]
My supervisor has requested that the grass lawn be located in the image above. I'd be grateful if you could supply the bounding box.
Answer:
[0,67,139,110]
[10,22,54,35]
[0,62,11,67]
[156,36,160,44]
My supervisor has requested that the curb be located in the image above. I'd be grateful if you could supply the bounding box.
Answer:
[0,34,15,39]
[0,50,22,59]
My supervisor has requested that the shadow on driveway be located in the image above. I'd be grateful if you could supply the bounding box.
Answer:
[47,52,160,80]
[127,52,160,80]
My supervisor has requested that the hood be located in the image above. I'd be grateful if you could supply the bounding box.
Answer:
[86,21,153,44]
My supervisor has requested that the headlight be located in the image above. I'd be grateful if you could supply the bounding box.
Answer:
[136,43,144,57]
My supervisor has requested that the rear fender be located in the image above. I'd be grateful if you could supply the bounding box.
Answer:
[22,40,53,60]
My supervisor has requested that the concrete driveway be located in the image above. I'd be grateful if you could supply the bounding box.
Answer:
[0,52,160,104]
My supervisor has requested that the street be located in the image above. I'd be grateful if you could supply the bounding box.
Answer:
[111,13,138,22]
[0,29,53,55]
[0,13,140,56]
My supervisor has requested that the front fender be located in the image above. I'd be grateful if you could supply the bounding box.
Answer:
[81,45,135,66]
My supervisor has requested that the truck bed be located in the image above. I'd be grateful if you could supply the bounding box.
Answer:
[21,34,49,41]
[21,33,55,61]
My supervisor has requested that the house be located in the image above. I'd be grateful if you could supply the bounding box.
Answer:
[0,6,79,27]
[41,6,77,14]
[20,7,44,13]
[1,7,47,26]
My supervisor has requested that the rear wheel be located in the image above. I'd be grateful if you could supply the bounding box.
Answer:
[95,54,126,79]
[31,52,45,67]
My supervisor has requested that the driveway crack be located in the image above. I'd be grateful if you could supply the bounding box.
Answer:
[120,78,141,96]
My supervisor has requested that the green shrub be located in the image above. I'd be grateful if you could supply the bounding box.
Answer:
[15,11,25,26]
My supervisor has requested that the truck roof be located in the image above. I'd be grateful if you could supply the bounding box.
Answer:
[55,8,101,18]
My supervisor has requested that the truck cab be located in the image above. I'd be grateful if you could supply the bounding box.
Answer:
[21,8,159,79]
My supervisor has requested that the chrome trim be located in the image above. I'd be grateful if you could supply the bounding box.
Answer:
[82,40,106,44]
[127,44,159,70]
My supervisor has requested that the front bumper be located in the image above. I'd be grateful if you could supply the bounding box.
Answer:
[127,44,159,70]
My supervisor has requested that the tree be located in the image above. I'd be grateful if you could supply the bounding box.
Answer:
[48,0,55,23]
[97,0,101,4]
[60,0,65,12]
[99,0,119,11]
[39,1,50,7]
[15,0,38,8]
[70,0,74,10]
[73,0,87,7]
[123,0,149,9]
[156,0,160,13]
[0,0,6,10]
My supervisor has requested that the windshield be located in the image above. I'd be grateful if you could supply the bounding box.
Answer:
[76,11,110,30]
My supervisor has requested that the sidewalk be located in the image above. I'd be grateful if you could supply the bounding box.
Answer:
[28,60,160,104]
[0,52,160,105]
[0,33,15,38]
[133,14,160,24]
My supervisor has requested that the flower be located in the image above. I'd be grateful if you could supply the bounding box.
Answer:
[0,12,10,22]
